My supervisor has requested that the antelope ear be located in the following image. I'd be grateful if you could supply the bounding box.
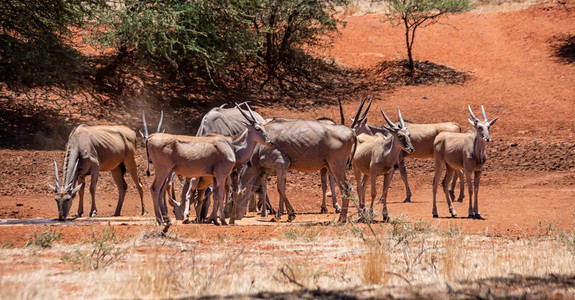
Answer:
[381,126,393,133]
[48,183,58,193]
[468,118,476,126]
[70,183,83,197]
[488,117,499,127]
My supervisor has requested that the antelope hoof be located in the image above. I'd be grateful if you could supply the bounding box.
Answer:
[270,216,281,222]
[335,206,342,213]
[338,216,347,224]
[162,224,170,234]
[403,197,411,203]
[433,214,439,218]
[221,219,228,226]
[211,218,221,226]
[451,212,458,218]
[474,214,483,220]
[142,210,149,216]
[382,214,390,223]
[320,207,328,214]
[113,212,121,217]
[287,214,296,222]
[182,219,191,224]
[90,211,97,218]
[377,198,385,204]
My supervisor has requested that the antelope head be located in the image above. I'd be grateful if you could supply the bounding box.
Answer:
[236,102,273,147]
[380,106,415,153]
[350,95,373,134]
[49,159,83,221]
[468,105,499,142]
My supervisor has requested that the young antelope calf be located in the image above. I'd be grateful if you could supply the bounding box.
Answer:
[432,105,499,219]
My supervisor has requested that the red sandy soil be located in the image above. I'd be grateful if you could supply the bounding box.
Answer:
[1,0,574,246]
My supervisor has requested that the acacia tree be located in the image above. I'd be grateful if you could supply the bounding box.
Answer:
[90,0,347,86]
[248,0,347,82]
[384,0,473,77]
[0,0,100,86]
[90,0,261,82]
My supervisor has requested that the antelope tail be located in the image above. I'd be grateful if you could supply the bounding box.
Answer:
[145,138,151,177]
[347,134,358,170]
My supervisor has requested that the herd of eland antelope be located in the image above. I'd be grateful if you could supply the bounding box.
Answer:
[50,100,499,226]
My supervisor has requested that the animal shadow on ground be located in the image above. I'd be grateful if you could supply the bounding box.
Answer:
[551,34,575,64]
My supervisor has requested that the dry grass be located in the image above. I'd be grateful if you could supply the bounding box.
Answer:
[361,241,391,285]
[1,219,575,299]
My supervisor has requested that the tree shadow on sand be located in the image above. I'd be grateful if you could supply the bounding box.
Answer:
[0,93,77,150]
[372,59,471,86]
[192,274,575,299]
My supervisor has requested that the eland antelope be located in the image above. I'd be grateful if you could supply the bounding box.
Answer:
[235,118,356,223]
[171,103,267,223]
[50,125,146,221]
[432,105,499,219]
[352,107,414,222]
[351,96,464,203]
[236,117,344,218]
[144,104,273,226]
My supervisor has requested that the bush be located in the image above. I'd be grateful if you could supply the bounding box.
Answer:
[25,228,61,249]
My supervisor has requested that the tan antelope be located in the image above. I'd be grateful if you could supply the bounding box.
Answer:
[144,104,273,226]
[169,103,267,223]
[236,117,344,219]
[352,107,414,222]
[235,118,356,223]
[432,105,499,219]
[351,96,464,203]
[50,125,146,221]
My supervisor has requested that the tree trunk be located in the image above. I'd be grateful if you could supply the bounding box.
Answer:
[337,96,345,125]
[404,19,415,79]
[95,45,129,83]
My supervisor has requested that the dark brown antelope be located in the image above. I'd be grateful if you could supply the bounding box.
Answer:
[432,105,499,219]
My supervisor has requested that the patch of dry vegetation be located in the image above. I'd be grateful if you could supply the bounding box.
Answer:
[1,218,575,299]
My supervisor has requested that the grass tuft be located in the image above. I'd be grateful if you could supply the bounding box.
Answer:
[25,228,61,249]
